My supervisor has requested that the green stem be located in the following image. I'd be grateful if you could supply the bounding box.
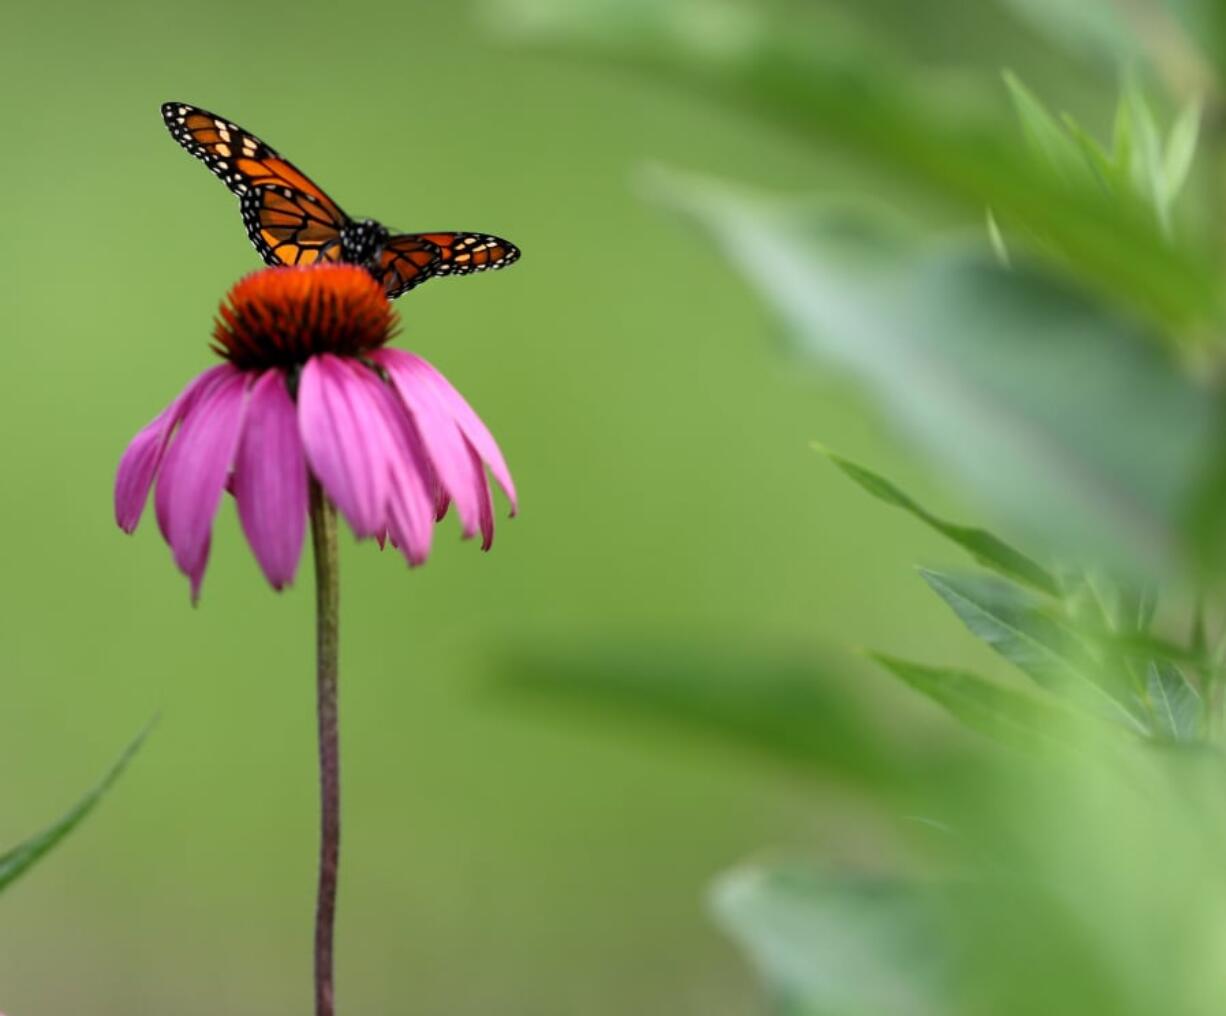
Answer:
[309,478,341,1016]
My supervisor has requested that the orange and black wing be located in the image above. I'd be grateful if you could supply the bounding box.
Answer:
[161,101,351,264]
[241,186,345,267]
[414,232,520,277]
[375,235,443,298]
[376,232,520,299]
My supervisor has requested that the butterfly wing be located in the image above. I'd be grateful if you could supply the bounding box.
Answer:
[163,103,521,294]
[375,235,443,298]
[161,101,350,228]
[241,186,346,267]
[415,232,521,277]
[376,232,521,299]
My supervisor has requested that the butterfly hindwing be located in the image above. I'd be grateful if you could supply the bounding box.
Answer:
[376,233,521,298]
[241,186,346,267]
[416,232,521,277]
[375,235,444,299]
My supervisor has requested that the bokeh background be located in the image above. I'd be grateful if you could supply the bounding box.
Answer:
[1,1,1217,1014]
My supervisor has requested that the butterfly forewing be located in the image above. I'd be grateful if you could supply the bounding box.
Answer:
[241,186,346,267]
[161,102,349,224]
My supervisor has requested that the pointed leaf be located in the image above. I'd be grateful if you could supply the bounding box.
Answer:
[1162,96,1202,207]
[814,444,1058,596]
[872,653,1078,748]
[985,208,1011,268]
[1003,72,1095,187]
[919,570,1147,732]
[1146,660,1203,742]
[1122,82,1168,229]
[0,723,153,893]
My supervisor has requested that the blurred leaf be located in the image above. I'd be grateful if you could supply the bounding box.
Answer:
[1162,96,1202,208]
[497,642,892,784]
[493,0,1219,328]
[1114,576,1160,633]
[711,863,949,1016]
[872,652,1078,748]
[1060,114,1119,193]
[647,169,1218,572]
[1120,82,1169,231]
[919,570,1148,732]
[814,444,1059,596]
[1005,74,1199,236]
[1146,659,1203,741]
[985,209,1011,266]
[1003,71,1095,187]
[0,722,152,894]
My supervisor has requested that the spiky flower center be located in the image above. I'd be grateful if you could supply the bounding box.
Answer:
[213,264,396,369]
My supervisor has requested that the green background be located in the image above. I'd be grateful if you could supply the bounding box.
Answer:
[0,2,1097,1013]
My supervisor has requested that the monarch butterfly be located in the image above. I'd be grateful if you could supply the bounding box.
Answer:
[161,102,521,298]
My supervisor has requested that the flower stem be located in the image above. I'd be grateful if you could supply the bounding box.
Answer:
[309,477,341,1016]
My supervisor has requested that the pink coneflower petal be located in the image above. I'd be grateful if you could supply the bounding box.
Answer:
[114,364,232,533]
[154,369,249,600]
[468,444,496,551]
[298,355,388,539]
[371,348,482,539]
[233,370,308,589]
[373,348,517,513]
[372,380,437,565]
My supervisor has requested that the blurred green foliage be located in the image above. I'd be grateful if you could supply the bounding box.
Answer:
[484,1,1226,1013]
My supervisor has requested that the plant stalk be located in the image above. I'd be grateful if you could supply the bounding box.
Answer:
[309,477,341,1016]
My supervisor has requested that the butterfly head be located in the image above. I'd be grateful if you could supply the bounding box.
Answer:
[340,218,390,267]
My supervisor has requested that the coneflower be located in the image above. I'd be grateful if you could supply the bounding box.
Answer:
[114,262,516,1015]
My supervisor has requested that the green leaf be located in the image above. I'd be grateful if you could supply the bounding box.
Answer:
[1112,87,1135,186]
[872,652,1078,748]
[814,444,1058,596]
[0,722,154,894]
[985,208,1011,267]
[1059,114,1120,195]
[647,171,1217,573]
[919,570,1148,732]
[1003,72,1095,187]
[1120,82,1168,229]
[1146,660,1203,741]
[1162,96,1202,208]
[493,0,1220,328]
[496,642,891,785]
[711,863,949,1016]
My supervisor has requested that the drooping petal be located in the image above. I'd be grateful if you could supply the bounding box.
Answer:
[114,365,233,533]
[468,442,495,551]
[371,348,483,539]
[298,355,390,538]
[154,369,249,600]
[371,380,437,565]
[372,348,517,513]
[233,370,308,590]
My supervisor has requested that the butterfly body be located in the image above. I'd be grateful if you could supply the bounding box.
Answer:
[162,102,520,298]
[340,219,392,266]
